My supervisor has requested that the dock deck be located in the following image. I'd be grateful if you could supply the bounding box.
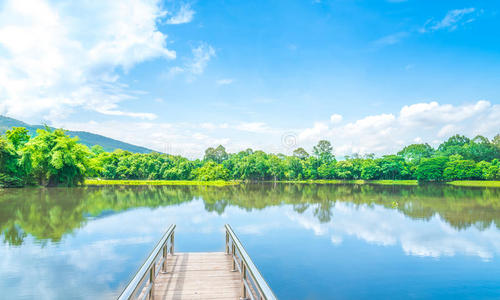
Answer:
[153,252,240,299]
[118,224,277,300]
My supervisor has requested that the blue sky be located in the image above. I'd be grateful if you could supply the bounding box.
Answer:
[0,0,499,157]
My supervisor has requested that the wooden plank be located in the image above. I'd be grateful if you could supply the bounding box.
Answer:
[152,252,241,300]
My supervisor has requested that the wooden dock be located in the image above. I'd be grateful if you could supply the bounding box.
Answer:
[152,252,240,299]
[118,224,277,300]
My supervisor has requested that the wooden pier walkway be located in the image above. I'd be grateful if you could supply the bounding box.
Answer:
[118,224,277,300]
[152,252,240,299]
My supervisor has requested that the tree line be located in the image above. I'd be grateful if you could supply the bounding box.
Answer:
[0,126,499,187]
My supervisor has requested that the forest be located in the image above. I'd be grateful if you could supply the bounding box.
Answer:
[0,126,499,187]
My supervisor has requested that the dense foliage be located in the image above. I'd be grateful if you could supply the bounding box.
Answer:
[0,127,91,187]
[0,126,499,187]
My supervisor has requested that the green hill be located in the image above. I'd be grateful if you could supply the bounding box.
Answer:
[0,115,154,153]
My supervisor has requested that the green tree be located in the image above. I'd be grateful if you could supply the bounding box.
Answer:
[0,137,23,187]
[313,140,335,163]
[398,143,434,163]
[378,155,407,179]
[204,145,229,164]
[5,127,30,150]
[268,154,285,181]
[335,160,354,179]
[90,145,105,155]
[463,135,499,162]
[318,162,335,179]
[476,161,499,180]
[360,159,381,180]
[303,156,321,179]
[443,155,480,180]
[437,134,470,157]
[192,161,229,181]
[415,157,448,181]
[284,156,304,180]
[480,159,500,180]
[438,134,471,150]
[25,128,91,186]
[293,147,309,160]
[492,134,500,150]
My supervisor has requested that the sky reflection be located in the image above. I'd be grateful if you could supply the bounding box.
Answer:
[289,202,500,260]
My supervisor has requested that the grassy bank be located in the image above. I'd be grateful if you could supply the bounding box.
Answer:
[276,179,418,185]
[85,179,419,186]
[84,179,240,186]
[285,180,499,187]
[84,179,500,187]
[369,180,419,185]
[446,181,500,187]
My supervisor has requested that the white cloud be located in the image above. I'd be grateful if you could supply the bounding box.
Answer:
[0,0,174,121]
[422,8,477,32]
[199,122,229,130]
[344,114,395,134]
[60,120,238,158]
[166,4,195,25]
[235,122,273,133]
[378,8,479,46]
[188,44,216,75]
[95,110,157,120]
[54,100,499,159]
[166,66,185,78]
[437,124,457,138]
[216,78,234,85]
[167,43,215,79]
[298,100,500,156]
[398,100,491,126]
[373,32,409,46]
[298,122,329,141]
[330,114,343,124]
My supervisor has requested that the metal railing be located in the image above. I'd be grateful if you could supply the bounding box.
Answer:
[118,224,175,300]
[225,224,277,300]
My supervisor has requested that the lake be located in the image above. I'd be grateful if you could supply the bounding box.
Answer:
[1,183,500,299]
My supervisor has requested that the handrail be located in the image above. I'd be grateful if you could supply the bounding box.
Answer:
[118,224,175,300]
[225,224,277,300]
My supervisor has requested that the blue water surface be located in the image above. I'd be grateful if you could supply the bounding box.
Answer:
[0,184,499,299]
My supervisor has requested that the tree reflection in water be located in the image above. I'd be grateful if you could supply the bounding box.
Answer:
[0,183,499,246]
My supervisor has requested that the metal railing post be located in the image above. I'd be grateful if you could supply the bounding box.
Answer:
[170,232,175,255]
[225,231,229,254]
[241,262,247,299]
[149,265,155,300]
[232,244,236,271]
[161,245,167,273]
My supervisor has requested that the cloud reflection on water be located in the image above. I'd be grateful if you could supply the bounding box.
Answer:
[289,202,500,260]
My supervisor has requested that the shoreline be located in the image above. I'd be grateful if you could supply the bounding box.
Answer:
[83,179,500,187]
[84,179,239,186]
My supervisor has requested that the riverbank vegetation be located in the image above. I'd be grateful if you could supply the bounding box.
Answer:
[447,180,500,187]
[1,126,499,187]
[84,179,238,186]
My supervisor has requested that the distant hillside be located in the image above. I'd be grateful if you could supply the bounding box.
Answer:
[0,115,154,153]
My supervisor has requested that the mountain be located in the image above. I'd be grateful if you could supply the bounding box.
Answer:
[0,115,154,153]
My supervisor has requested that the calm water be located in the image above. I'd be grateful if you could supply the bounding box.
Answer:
[1,183,500,299]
